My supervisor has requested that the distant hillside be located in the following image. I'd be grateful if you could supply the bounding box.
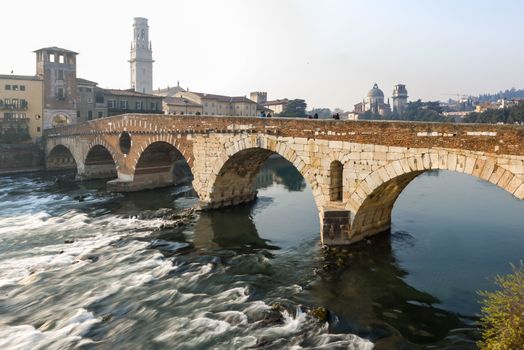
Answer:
[478,88,524,102]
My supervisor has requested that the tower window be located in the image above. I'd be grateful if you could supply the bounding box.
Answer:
[49,54,55,62]
[59,55,65,64]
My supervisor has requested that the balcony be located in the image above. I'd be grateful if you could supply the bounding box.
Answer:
[1,103,28,111]
[0,116,30,123]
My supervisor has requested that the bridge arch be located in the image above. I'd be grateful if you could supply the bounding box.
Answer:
[130,140,194,191]
[348,151,524,240]
[82,143,118,180]
[201,135,322,210]
[46,144,80,173]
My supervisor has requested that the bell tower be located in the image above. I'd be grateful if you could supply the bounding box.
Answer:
[129,17,154,94]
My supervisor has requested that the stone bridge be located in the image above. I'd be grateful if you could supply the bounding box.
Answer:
[44,114,524,245]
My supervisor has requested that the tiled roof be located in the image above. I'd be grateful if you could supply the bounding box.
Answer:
[100,88,163,98]
[0,74,42,81]
[155,85,186,97]
[33,46,78,55]
[77,78,98,86]
[191,92,255,103]
[164,96,202,107]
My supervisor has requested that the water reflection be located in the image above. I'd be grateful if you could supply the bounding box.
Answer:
[312,233,475,348]
[193,207,280,251]
[255,155,306,191]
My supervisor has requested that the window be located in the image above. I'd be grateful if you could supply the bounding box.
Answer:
[78,87,83,92]
[37,127,41,132]
[98,111,103,118]
[57,70,64,80]
[108,100,115,108]
[77,111,80,119]
[150,102,157,110]
[56,87,64,99]
[329,161,344,202]
[59,55,64,64]
[12,85,19,91]
[86,88,92,93]
[136,101,143,110]
[119,100,128,109]
[20,85,25,91]
[95,94,104,104]
[49,54,55,62]
[88,111,93,120]
[87,98,92,103]
[5,85,11,90]
[11,99,19,108]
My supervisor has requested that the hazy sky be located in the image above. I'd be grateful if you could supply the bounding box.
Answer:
[2,0,523,110]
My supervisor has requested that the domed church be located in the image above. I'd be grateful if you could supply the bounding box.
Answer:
[365,83,386,114]
[354,83,407,117]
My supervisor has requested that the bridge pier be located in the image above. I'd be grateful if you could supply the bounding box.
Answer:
[320,208,352,245]
[198,191,258,210]
[76,164,117,181]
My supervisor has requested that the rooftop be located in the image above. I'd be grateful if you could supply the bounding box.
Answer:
[0,74,42,81]
[262,99,289,106]
[100,88,163,99]
[33,46,78,55]
[164,96,202,106]
[77,78,98,86]
[191,92,255,103]
[155,84,186,97]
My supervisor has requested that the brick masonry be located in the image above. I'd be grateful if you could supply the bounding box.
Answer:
[44,114,524,245]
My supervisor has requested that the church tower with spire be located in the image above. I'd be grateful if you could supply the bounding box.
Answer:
[129,17,154,94]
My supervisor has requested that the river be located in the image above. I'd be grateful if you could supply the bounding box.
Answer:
[0,156,523,349]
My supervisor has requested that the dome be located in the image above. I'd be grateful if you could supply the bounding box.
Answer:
[367,83,384,98]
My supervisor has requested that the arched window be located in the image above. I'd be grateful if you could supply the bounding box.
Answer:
[330,161,343,202]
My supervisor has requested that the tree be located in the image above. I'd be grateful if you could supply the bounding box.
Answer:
[307,108,331,119]
[279,99,307,118]
[477,264,524,350]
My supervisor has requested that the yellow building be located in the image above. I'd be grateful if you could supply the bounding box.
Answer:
[0,75,44,142]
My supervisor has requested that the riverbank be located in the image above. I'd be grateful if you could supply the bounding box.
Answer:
[0,144,44,175]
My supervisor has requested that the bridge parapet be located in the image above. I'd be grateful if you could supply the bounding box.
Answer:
[44,114,524,156]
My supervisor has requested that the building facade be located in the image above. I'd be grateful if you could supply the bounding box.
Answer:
[76,78,97,122]
[130,17,154,94]
[35,47,78,129]
[176,91,257,116]
[392,84,408,115]
[163,96,203,115]
[96,88,162,117]
[262,99,289,115]
[0,75,43,142]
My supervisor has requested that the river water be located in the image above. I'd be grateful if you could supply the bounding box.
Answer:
[0,156,523,350]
